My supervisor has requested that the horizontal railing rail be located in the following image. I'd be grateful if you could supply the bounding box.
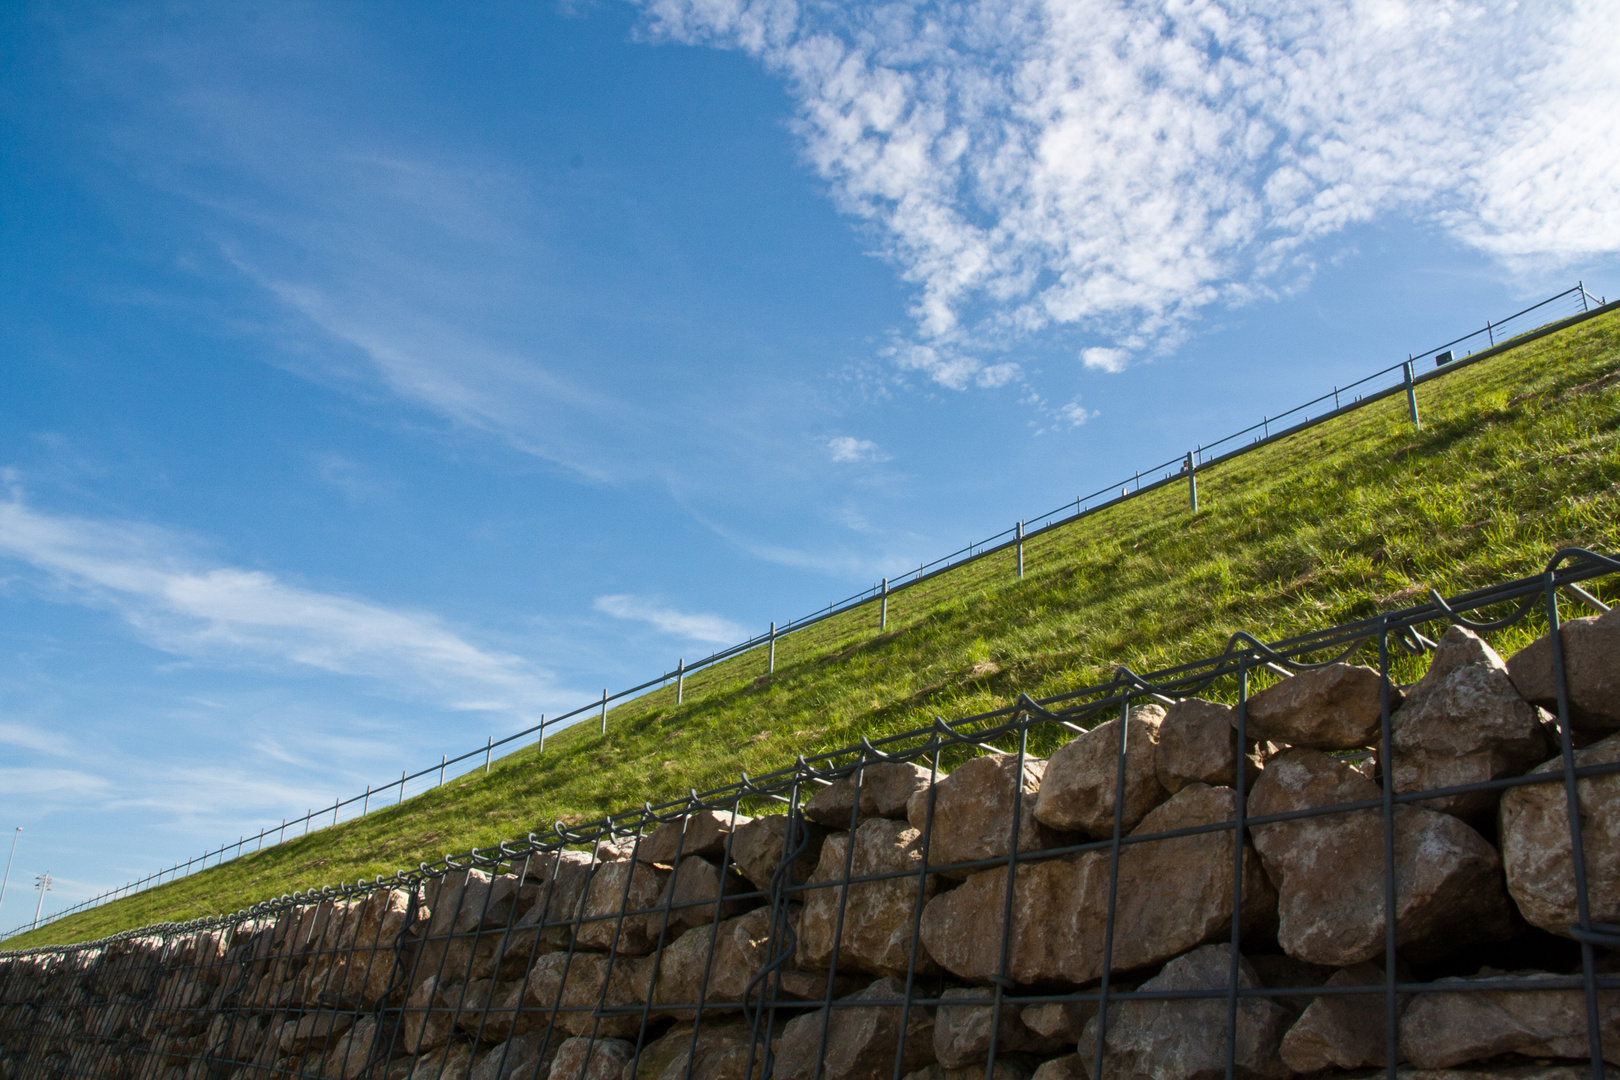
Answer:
[6,280,1611,938]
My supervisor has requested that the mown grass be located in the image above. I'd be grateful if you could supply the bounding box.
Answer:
[10,309,1620,950]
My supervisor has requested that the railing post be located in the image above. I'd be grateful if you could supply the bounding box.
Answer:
[768,622,776,674]
[599,688,608,735]
[439,755,447,785]
[879,579,888,631]
[1580,280,1589,312]
[676,659,685,705]
[331,799,339,827]
[1015,522,1025,579]
[304,811,311,836]
[362,785,370,815]
[1487,319,1494,347]
[1185,452,1198,512]
[1405,358,1421,429]
[485,735,493,773]
[537,716,546,754]
[399,769,407,805]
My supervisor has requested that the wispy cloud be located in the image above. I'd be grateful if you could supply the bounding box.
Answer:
[0,767,110,798]
[593,595,747,645]
[0,491,556,716]
[826,436,885,464]
[641,0,1620,380]
[0,722,75,757]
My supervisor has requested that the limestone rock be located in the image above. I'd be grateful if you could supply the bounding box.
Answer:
[467,1032,557,1080]
[520,851,596,949]
[637,810,753,865]
[903,1065,1029,1080]
[921,784,1273,984]
[524,953,649,1038]
[1277,962,1394,1072]
[320,1016,378,1080]
[576,861,671,955]
[628,1018,763,1080]
[277,1011,353,1054]
[1244,663,1394,751]
[774,976,935,1080]
[1027,1055,1086,1080]
[406,1041,476,1080]
[807,762,936,827]
[548,1036,634,1080]
[1157,698,1260,794]
[657,857,755,932]
[1499,732,1620,935]
[933,988,1065,1068]
[1393,627,1551,817]
[799,818,938,977]
[402,975,459,1053]
[1079,945,1289,1080]
[1508,607,1620,732]
[653,907,858,1018]
[1020,1002,1095,1046]
[1248,748,1514,966]
[1400,969,1620,1068]
[728,815,827,892]
[1035,706,1167,838]
[908,753,1055,878]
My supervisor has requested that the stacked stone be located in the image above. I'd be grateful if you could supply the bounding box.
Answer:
[3,610,1619,1080]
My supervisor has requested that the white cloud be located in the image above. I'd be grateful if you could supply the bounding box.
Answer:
[639,0,1620,382]
[1081,347,1129,374]
[1055,400,1099,428]
[827,435,885,463]
[0,492,555,716]
[593,595,748,645]
[0,722,74,757]
[0,768,110,798]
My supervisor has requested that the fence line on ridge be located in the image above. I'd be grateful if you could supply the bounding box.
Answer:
[4,281,1612,942]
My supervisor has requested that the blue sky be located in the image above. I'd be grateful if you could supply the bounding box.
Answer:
[2,0,1617,930]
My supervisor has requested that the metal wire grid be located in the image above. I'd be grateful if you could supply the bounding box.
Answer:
[15,284,1612,938]
[3,546,1618,1080]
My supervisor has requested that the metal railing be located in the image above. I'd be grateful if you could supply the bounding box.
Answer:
[6,281,1612,939]
[2,548,1616,1080]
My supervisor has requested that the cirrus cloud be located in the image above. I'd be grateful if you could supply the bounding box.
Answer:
[639,0,1620,381]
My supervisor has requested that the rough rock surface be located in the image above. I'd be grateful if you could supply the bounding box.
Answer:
[909,753,1056,877]
[1244,663,1394,751]
[1277,962,1393,1072]
[576,860,671,955]
[637,810,753,865]
[807,762,936,827]
[903,1065,1029,1080]
[1034,705,1167,837]
[774,976,935,1080]
[1508,607,1620,732]
[521,851,596,949]
[932,987,1065,1067]
[406,1041,477,1080]
[652,907,858,1016]
[1079,945,1290,1080]
[1020,1002,1095,1046]
[1499,732,1620,935]
[728,815,827,892]
[402,974,458,1052]
[628,1018,764,1080]
[921,784,1273,984]
[1399,969,1620,1068]
[1027,1055,1086,1080]
[320,1016,378,1080]
[657,857,755,932]
[1157,698,1260,794]
[1393,626,1551,817]
[549,1036,635,1080]
[1248,748,1514,965]
[524,953,649,1038]
[799,818,938,977]
[467,1032,557,1080]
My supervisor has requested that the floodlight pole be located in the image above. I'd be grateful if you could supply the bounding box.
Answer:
[32,872,51,930]
[0,827,19,916]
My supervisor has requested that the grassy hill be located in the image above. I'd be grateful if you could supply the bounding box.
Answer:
[8,306,1620,950]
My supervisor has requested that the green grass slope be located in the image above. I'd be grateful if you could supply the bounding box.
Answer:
[10,308,1620,950]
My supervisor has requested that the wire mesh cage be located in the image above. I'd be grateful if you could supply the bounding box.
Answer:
[3,547,1618,1080]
